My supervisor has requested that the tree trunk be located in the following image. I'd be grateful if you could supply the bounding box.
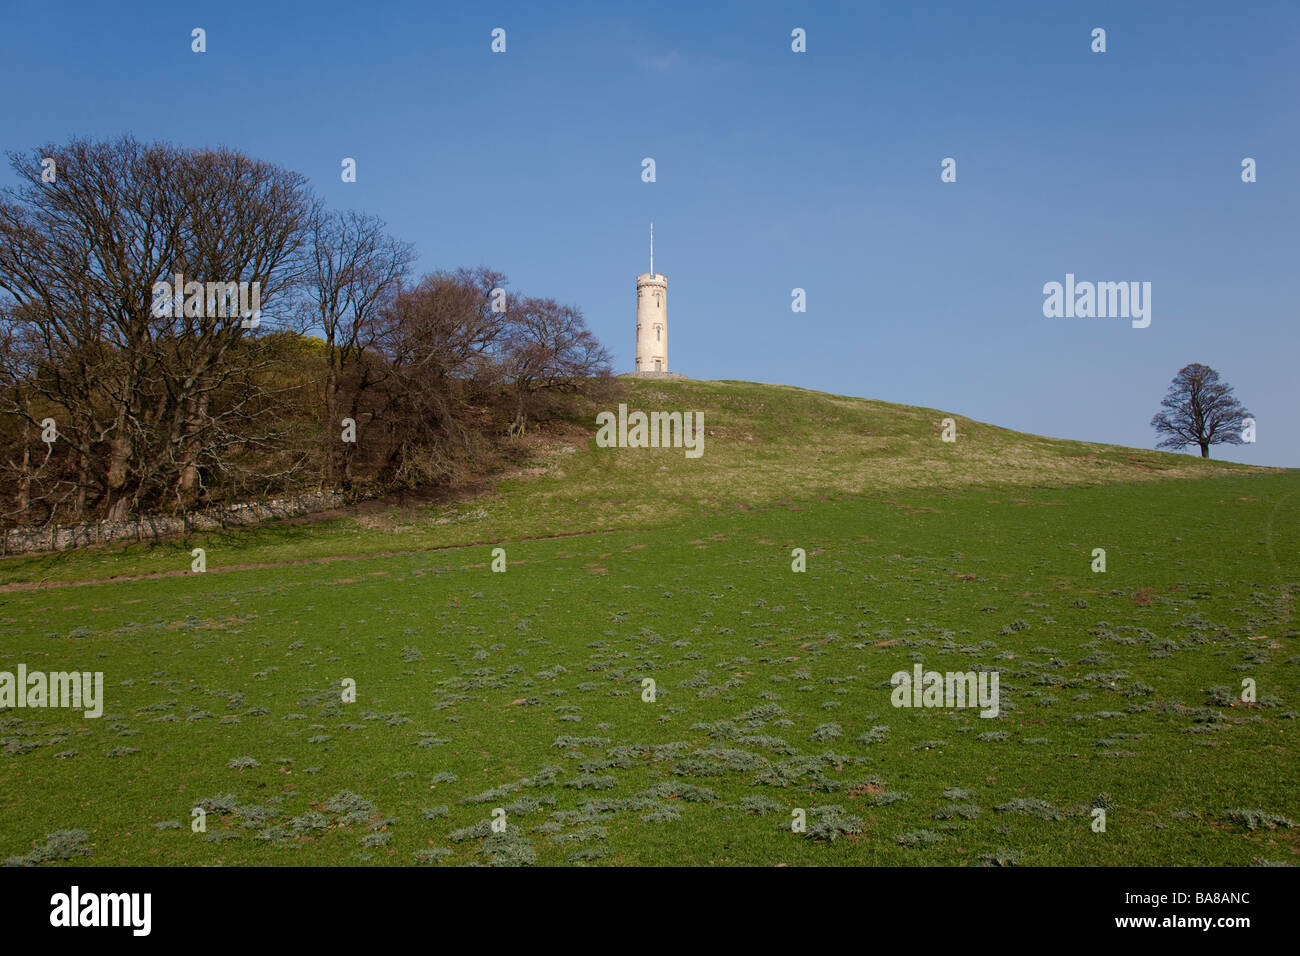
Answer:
[324,365,338,489]
[177,390,208,506]
[1199,442,1209,458]
[17,419,31,516]
[508,390,527,439]
[342,392,365,491]
[105,416,132,521]
[75,451,89,517]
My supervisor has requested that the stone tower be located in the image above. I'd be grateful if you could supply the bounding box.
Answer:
[635,222,667,373]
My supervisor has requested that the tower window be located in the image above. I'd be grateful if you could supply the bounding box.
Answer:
[656,324,661,342]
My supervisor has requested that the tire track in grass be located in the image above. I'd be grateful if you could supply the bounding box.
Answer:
[0,526,655,593]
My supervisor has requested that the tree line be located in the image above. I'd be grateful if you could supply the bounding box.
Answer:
[0,136,614,529]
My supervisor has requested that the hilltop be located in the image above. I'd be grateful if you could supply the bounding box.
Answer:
[511,377,1261,522]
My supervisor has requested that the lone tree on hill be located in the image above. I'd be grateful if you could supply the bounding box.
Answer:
[1150,363,1252,459]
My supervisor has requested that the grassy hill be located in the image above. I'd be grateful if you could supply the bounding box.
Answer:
[1,379,1295,867]
[505,376,1264,525]
[0,378,1272,586]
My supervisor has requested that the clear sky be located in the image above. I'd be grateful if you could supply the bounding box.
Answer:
[2,1,1296,465]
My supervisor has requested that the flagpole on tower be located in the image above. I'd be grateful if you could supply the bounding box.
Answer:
[650,220,654,276]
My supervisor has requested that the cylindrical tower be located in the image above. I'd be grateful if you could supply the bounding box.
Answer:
[635,272,667,373]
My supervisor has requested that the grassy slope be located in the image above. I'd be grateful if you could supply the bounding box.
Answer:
[0,378,1272,586]
[1,380,1296,867]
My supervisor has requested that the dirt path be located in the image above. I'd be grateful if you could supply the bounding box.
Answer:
[0,526,649,593]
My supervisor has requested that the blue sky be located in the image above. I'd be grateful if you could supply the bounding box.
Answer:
[2,1,1296,464]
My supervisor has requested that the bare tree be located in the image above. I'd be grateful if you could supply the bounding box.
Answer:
[1151,363,1252,458]
[0,304,48,529]
[0,137,314,518]
[373,267,507,487]
[499,296,612,437]
[0,136,618,533]
[302,209,414,488]
[160,145,315,507]
[0,139,174,519]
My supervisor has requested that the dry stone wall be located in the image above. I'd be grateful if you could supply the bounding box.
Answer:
[1,491,348,555]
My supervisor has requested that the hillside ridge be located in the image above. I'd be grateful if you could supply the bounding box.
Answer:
[0,376,1278,585]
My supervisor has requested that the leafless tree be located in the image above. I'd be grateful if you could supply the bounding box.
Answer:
[372,267,507,487]
[0,137,314,518]
[302,208,414,488]
[499,295,612,436]
[0,137,617,532]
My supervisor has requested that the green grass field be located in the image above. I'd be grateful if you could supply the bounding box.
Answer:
[2,380,1296,866]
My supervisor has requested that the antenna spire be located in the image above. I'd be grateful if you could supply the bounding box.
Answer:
[650,220,654,276]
